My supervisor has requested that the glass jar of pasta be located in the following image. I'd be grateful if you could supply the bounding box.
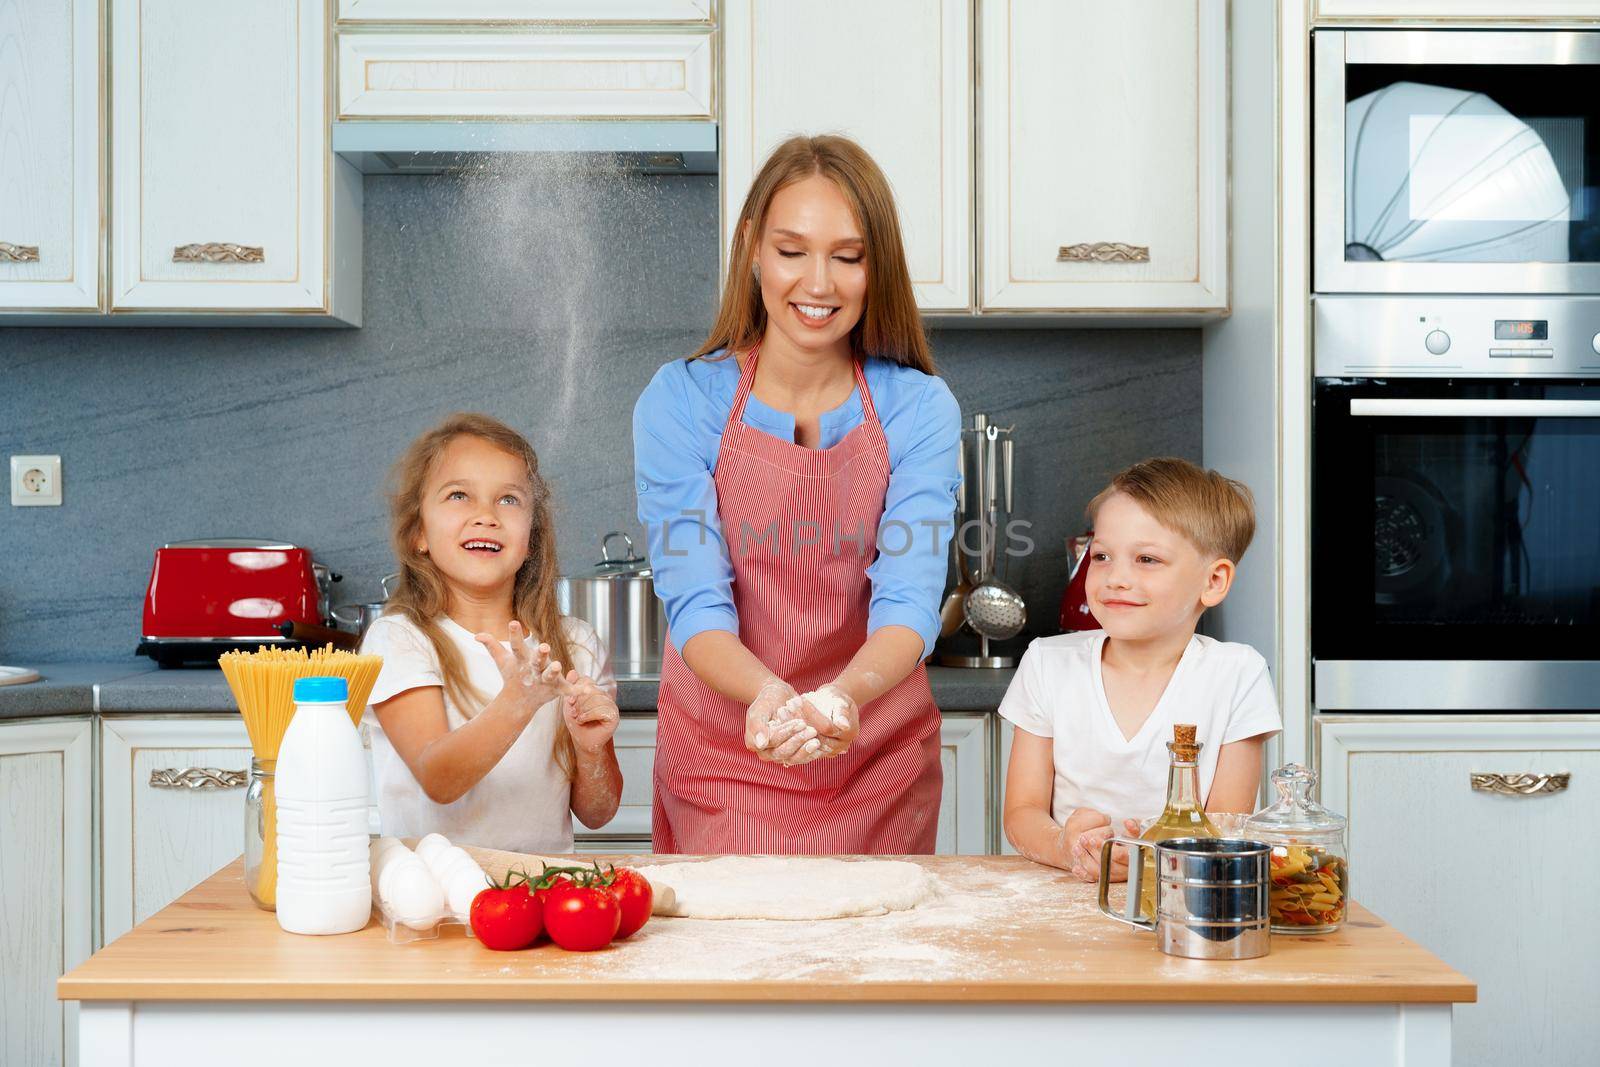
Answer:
[1243,764,1349,935]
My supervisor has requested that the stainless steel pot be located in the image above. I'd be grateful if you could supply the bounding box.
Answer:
[330,573,399,639]
[557,532,665,679]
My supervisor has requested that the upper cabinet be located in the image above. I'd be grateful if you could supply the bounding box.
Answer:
[721,0,973,311]
[978,0,1227,315]
[0,0,102,313]
[720,0,1227,320]
[110,0,360,321]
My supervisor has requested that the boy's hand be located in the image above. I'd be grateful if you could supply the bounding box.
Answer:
[1068,814,1142,882]
[562,670,620,756]
[477,621,567,715]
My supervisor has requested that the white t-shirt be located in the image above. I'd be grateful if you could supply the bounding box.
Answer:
[359,613,616,854]
[998,631,1281,826]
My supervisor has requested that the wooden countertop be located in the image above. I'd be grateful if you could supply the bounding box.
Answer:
[59,853,1474,1004]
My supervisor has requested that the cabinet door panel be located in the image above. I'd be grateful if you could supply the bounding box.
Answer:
[111,0,328,310]
[100,718,252,943]
[0,0,100,311]
[1320,719,1600,1067]
[1316,1,1600,18]
[0,719,92,1067]
[722,0,972,311]
[339,0,712,23]
[979,0,1226,312]
[936,714,990,855]
[572,715,656,842]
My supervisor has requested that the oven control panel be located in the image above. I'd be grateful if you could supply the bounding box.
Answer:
[1315,296,1600,378]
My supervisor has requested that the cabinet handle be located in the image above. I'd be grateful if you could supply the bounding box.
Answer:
[1470,772,1570,797]
[1057,242,1149,263]
[149,767,248,790]
[172,242,265,264]
[0,241,41,263]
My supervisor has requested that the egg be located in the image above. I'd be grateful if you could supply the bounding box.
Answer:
[428,846,478,879]
[378,857,445,931]
[414,833,452,864]
[446,867,489,919]
[369,838,413,890]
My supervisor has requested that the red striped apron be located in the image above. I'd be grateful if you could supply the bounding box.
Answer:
[652,348,943,855]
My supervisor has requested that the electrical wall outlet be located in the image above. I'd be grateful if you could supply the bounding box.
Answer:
[11,455,63,506]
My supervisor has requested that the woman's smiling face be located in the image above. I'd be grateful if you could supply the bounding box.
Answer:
[415,435,534,599]
[753,173,869,355]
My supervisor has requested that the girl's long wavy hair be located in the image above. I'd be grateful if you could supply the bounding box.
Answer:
[384,412,576,780]
[693,134,935,374]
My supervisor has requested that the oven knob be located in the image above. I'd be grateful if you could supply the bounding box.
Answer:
[1425,329,1451,355]
[1592,331,1600,356]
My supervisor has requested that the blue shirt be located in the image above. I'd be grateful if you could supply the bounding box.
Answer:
[633,351,962,659]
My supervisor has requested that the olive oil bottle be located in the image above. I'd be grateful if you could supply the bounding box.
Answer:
[1137,724,1219,919]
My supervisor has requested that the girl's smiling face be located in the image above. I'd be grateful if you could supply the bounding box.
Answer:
[414,435,534,601]
[1085,491,1232,642]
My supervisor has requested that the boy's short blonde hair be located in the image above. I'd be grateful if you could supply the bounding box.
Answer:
[1087,457,1256,563]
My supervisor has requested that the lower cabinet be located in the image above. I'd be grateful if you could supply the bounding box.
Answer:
[573,713,995,856]
[98,717,253,944]
[1318,717,1600,1067]
[0,717,92,1067]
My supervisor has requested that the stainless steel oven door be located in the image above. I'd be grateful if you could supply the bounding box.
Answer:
[1314,29,1600,295]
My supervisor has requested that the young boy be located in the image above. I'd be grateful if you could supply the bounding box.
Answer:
[999,457,1281,881]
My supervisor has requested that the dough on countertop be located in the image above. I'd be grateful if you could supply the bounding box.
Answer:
[634,856,934,920]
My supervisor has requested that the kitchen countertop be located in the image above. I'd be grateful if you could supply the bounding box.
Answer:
[60,853,1475,1004]
[0,660,1015,718]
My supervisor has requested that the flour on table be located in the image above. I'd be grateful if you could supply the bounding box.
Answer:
[633,856,934,920]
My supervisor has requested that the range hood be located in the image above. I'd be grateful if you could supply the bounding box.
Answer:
[333,121,718,176]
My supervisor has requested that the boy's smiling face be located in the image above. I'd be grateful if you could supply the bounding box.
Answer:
[1085,491,1234,643]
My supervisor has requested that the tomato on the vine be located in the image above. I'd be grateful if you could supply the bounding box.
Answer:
[469,870,543,951]
[605,867,653,939]
[542,882,621,951]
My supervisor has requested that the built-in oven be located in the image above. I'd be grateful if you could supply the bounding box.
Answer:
[1314,30,1600,295]
[1313,296,1600,711]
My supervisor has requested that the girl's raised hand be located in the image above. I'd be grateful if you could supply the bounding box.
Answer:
[475,621,567,714]
[562,669,620,755]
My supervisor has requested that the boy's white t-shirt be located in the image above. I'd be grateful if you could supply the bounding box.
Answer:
[998,631,1281,825]
[359,613,616,854]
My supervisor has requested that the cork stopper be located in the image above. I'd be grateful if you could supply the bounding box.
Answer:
[1171,723,1199,762]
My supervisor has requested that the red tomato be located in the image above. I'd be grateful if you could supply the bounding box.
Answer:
[469,883,543,951]
[543,883,621,951]
[534,873,573,909]
[606,867,653,939]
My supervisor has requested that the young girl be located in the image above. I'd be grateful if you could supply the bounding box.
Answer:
[360,412,622,853]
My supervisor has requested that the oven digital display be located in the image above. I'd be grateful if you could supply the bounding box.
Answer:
[1494,319,1548,340]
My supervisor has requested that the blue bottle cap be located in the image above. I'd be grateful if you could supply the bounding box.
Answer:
[293,676,349,703]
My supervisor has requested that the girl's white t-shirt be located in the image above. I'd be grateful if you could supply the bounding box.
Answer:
[359,613,616,854]
[998,631,1282,825]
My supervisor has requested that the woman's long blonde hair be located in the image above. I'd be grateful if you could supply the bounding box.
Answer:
[693,134,935,374]
[384,412,576,779]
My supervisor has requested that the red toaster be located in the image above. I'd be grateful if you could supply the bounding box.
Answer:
[137,539,340,667]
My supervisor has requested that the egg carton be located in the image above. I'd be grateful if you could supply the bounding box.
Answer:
[370,834,489,945]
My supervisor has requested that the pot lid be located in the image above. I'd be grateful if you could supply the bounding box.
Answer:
[590,531,652,578]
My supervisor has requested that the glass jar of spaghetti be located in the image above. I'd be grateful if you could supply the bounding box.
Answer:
[243,758,276,911]
[1243,765,1349,935]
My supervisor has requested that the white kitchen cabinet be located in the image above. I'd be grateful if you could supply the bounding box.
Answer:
[721,0,973,311]
[937,713,990,855]
[338,30,714,120]
[338,0,712,23]
[1314,1,1600,19]
[99,717,253,944]
[572,714,656,854]
[110,0,361,321]
[0,718,92,1067]
[998,719,1019,855]
[1318,717,1600,1066]
[0,0,101,312]
[978,0,1228,315]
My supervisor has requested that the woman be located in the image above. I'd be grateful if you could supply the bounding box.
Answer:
[633,135,961,854]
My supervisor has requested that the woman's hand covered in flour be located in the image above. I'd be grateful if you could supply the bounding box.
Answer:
[743,679,818,765]
[786,684,859,765]
[476,621,567,716]
[562,670,619,756]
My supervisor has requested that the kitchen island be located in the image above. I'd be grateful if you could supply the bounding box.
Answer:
[61,854,1473,1067]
